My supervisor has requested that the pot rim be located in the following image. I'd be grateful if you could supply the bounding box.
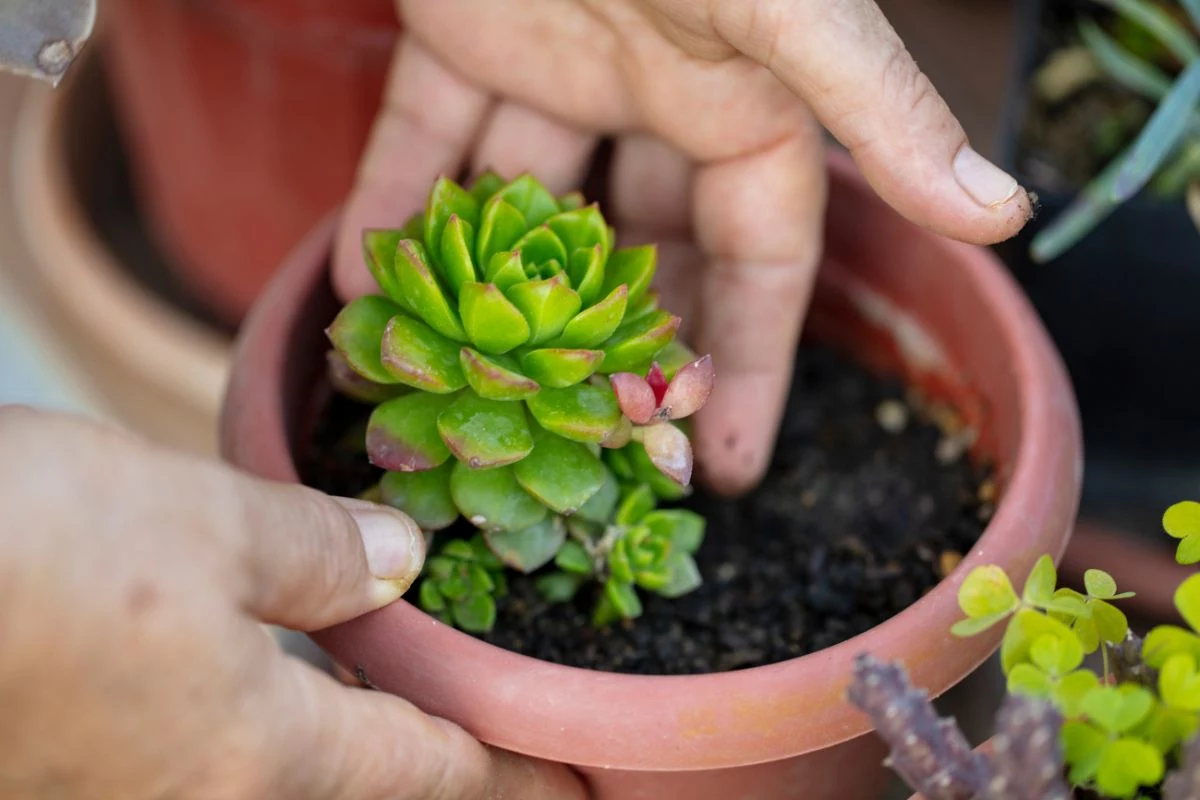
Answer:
[221,150,1081,771]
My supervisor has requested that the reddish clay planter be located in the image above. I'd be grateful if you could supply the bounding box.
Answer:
[102,0,398,325]
[220,152,1082,799]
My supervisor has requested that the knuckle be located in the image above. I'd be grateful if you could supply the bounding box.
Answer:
[879,44,940,120]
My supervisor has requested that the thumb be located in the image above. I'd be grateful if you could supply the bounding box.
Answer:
[712,0,1032,244]
[253,652,588,800]
[224,472,427,630]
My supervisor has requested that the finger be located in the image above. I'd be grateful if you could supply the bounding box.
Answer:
[472,102,597,193]
[609,134,700,335]
[221,469,427,629]
[258,652,586,800]
[691,123,826,496]
[712,0,1032,244]
[334,36,491,301]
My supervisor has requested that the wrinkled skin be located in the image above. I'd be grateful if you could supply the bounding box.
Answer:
[335,0,1032,496]
[0,407,583,800]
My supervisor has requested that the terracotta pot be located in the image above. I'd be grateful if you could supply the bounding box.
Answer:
[219,151,1082,799]
[8,51,230,456]
[101,0,398,325]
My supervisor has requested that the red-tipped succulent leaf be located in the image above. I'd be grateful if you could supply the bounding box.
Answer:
[641,423,693,486]
[659,355,713,420]
[610,372,656,424]
[611,356,714,427]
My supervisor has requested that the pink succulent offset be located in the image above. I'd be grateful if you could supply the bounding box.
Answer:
[610,355,714,485]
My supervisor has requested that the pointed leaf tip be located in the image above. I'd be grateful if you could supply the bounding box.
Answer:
[610,372,655,424]
[661,355,714,420]
[641,422,693,486]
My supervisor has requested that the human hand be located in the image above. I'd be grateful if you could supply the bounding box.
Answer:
[334,0,1032,495]
[0,407,584,800]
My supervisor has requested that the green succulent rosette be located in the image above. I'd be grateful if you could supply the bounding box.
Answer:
[327,172,714,629]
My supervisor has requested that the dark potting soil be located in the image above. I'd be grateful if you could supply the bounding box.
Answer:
[300,345,993,676]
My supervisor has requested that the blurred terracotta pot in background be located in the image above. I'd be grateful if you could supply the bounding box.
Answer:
[102,0,398,325]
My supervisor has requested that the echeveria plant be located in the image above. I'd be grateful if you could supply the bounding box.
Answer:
[326,172,713,632]
[849,500,1200,799]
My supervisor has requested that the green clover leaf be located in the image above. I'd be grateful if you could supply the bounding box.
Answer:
[1165,500,1200,564]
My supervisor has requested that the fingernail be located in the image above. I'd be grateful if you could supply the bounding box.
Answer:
[342,501,426,604]
[953,146,1019,208]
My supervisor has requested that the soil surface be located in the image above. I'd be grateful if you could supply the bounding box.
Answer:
[301,345,993,675]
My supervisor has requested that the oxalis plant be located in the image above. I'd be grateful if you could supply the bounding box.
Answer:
[1034,0,1200,262]
[326,171,714,633]
[848,500,1200,799]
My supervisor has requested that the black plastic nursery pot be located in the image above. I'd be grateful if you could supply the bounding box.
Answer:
[993,0,1200,539]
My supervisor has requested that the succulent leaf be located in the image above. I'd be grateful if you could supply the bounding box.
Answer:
[547,205,609,260]
[477,197,528,267]
[362,230,407,306]
[491,174,560,227]
[326,349,408,404]
[609,372,656,424]
[469,171,505,203]
[485,515,567,573]
[602,245,656,305]
[526,383,622,444]
[555,540,594,574]
[425,176,481,260]
[437,392,534,469]
[642,509,705,554]
[600,415,634,449]
[624,287,660,323]
[513,430,607,514]
[615,483,656,526]
[459,348,540,400]
[620,440,688,499]
[397,212,424,241]
[654,340,698,380]
[484,250,529,292]
[554,285,629,348]
[557,191,586,211]
[366,392,456,472]
[395,240,468,341]
[505,273,582,345]
[458,281,531,354]
[660,355,715,420]
[535,571,584,602]
[452,592,497,632]
[660,553,702,598]
[1113,59,1200,202]
[380,314,468,393]
[513,226,568,272]
[640,422,694,486]
[600,311,682,374]
[439,215,478,292]
[380,461,458,531]
[326,295,405,384]
[450,462,547,532]
[573,467,621,523]
[603,578,643,621]
[568,245,607,306]
[519,348,604,388]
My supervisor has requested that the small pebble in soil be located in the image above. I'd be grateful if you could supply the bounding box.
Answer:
[301,345,993,676]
